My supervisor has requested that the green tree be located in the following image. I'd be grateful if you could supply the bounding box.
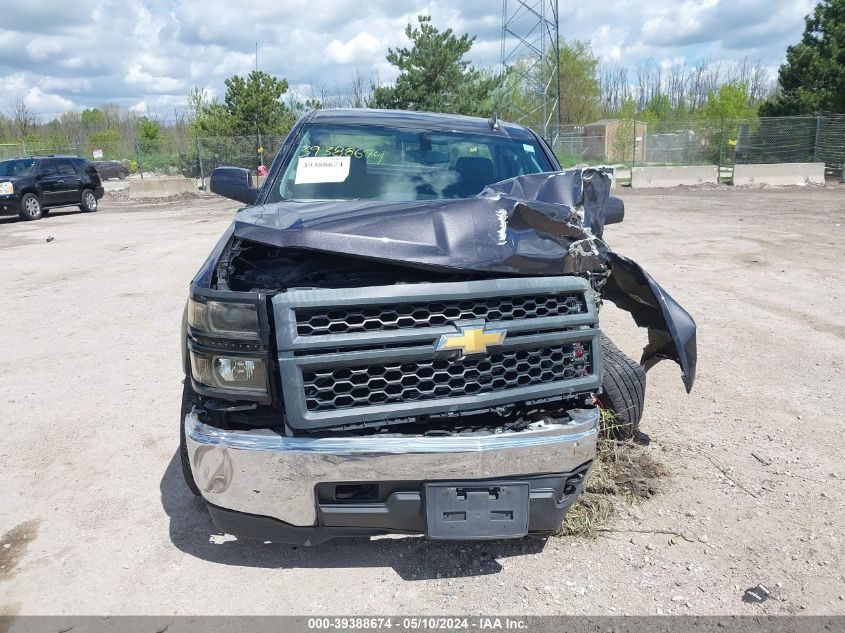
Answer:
[641,93,671,125]
[698,82,757,164]
[88,129,122,159]
[701,82,757,121]
[760,0,845,115]
[56,111,82,144]
[0,114,12,142]
[9,98,36,139]
[491,39,600,132]
[224,71,294,135]
[137,117,161,153]
[188,88,234,136]
[489,61,535,123]
[611,99,637,163]
[43,120,71,152]
[189,72,295,137]
[80,108,106,132]
[555,40,601,124]
[370,15,500,116]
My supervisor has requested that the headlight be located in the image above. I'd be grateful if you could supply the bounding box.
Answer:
[0,182,13,195]
[188,298,259,338]
[190,350,268,394]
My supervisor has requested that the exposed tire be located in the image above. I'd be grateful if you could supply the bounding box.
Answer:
[79,189,98,213]
[597,333,647,439]
[179,381,201,496]
[19,193,42,221]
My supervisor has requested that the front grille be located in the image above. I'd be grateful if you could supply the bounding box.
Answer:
[303,342,592,412]
[296,293,586,336]
[273,277,602,430]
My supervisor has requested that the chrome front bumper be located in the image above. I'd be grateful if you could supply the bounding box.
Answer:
[185,407,599,527]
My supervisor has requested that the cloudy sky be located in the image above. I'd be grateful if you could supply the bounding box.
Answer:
[0,0,816,119]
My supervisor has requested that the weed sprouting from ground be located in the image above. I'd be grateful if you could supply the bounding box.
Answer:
[559,409,667,537]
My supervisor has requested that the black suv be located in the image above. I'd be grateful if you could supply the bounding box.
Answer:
[0,156,105,221]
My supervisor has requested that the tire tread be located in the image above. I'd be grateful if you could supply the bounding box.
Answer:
[179,382,201,496]
[599,333,647,439]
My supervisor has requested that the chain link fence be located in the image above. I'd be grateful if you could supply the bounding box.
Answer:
[551,115,845,181]
[0,133,284,182]
[1,142,81,161]
[3,114,843,183]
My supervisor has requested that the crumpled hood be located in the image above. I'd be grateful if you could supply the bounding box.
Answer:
[231,168,697,391]
[234,169,611,276]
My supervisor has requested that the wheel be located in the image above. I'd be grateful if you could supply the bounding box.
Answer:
[180,381,201,496]
[597,333,646,439]
[19,193,43,220]
[79,189,98,213]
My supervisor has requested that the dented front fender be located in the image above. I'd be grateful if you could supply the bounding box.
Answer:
[603,252,697,392]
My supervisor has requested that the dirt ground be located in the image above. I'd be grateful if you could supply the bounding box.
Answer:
[1,184,844,616]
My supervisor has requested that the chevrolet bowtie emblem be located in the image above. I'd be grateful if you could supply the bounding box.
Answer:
[435,323,507,355]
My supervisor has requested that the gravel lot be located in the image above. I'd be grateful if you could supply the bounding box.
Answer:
[1,184,844,616]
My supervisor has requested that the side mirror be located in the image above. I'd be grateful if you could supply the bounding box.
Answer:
[210,167,259,205]
[605,196,624,225]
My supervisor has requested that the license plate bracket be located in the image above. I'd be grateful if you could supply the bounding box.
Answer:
[424,481,529,540]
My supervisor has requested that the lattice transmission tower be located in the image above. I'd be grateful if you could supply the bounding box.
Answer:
[501,0,561,142]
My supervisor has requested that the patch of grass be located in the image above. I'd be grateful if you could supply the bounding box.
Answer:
[560,492,614,537]
[558,410,667,537]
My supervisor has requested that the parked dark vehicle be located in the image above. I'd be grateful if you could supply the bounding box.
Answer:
[91,160,129,181]
[182,109,697,545]
[0,156,104,221]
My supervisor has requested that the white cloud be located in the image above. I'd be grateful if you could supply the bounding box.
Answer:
[25,38,64,60]
[23,87,74,112]
[212,53,255,78]
[125,64,185,94]
[325,32,382,65]
[591,25,624,64]
[641,0,720,45]
[0,72,28,95]
[41,76,92,93]
[59,57,86,70]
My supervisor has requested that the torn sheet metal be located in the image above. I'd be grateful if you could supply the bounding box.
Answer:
[602,252,697,392]
[228,168,697,390]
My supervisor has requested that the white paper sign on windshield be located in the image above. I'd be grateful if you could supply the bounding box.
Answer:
[294,156,351,184]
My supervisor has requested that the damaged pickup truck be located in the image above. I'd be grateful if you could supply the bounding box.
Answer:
[181,108,696,545]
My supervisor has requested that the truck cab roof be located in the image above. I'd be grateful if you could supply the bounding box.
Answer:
[307,108,538,141]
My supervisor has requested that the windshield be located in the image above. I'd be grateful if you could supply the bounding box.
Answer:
[0,158,36,178]
[267,124,553,203]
